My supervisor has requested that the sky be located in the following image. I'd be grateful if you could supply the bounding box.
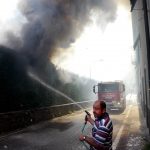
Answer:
[53,2,134,81]
[0,0,25,45]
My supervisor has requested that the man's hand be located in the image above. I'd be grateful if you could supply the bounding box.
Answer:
[80,135,107,150]
[79,134,85,141]
[85,114,94,125]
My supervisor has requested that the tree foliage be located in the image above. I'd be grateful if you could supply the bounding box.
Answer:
[0,47,97,113]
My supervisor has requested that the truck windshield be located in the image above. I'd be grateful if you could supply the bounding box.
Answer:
[99,84,119,92]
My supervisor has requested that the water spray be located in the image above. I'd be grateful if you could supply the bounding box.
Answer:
[28,71,91,150]
[28,71,84,110]
[28,71,91,122]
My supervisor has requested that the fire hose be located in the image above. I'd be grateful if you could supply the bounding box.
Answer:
[81,110,91,150]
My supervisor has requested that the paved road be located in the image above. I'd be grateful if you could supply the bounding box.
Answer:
[0,105,145,150]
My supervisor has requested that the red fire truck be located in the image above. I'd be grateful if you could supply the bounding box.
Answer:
[93,81,126,111]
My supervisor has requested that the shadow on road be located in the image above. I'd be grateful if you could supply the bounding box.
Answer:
[22,121,74,134]
[46,121,74,131]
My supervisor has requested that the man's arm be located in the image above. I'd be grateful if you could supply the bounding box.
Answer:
[79,134,106,150]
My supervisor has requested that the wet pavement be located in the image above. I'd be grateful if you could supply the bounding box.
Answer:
[116,104,149,150]
[0,104,149,150]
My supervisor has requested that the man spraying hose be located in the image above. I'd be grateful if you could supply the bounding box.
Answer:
[79,100,113,150]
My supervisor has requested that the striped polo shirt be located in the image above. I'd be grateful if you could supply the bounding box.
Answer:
[92,112,113,150]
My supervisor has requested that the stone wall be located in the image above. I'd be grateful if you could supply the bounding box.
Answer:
[0,101,93,135]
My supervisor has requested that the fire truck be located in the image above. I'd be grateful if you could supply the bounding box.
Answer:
[93,81,126,111]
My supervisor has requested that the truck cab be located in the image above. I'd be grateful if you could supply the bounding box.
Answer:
[93,81,126,111]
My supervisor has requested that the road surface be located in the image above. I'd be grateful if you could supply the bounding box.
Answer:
[0,104,146,150]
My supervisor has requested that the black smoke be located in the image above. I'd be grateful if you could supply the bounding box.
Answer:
[0,0,117,112]
[4,0,117,67]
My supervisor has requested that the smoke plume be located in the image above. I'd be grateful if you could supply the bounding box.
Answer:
[3,0,117,67]
[0,0,118,112]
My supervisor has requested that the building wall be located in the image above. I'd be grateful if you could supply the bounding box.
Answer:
[130,0,150,132]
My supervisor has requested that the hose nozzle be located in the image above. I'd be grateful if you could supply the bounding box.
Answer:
[84,110,91,124]
[85,110,91,116]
